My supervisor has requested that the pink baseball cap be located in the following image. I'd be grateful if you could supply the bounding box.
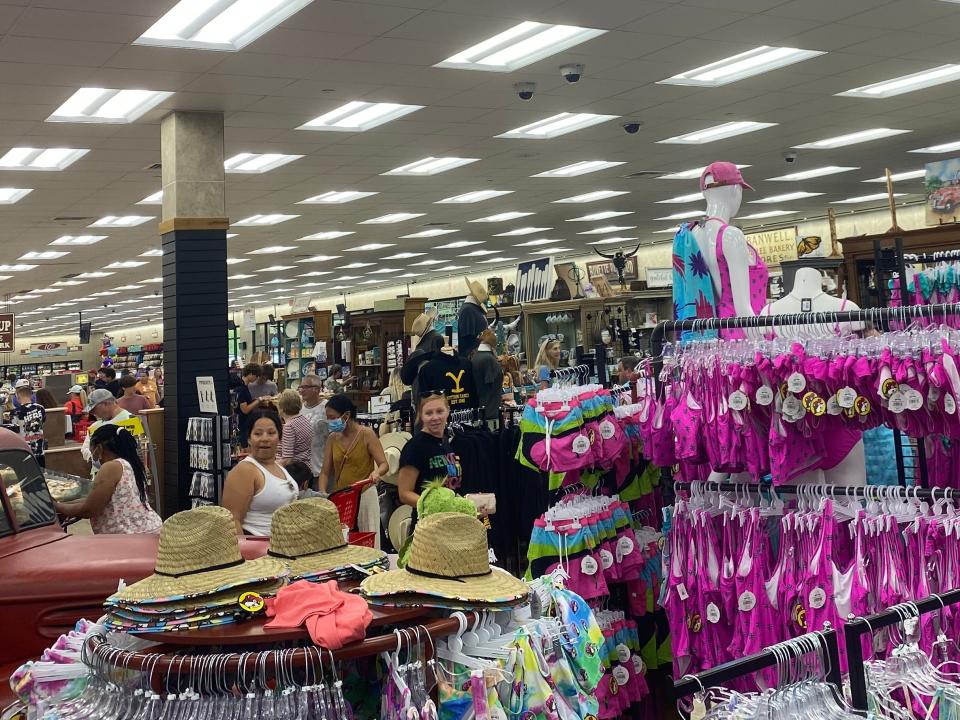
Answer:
[699,162,753,192]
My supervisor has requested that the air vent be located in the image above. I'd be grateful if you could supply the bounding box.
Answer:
[61,273,79,278]
[423,222,452,227]
[52,216,95,222]
[621,171,668,179]
[144,162,162,171]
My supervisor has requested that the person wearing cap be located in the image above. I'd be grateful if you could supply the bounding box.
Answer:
[400,309,444,409]
[64,384,87,420]
[117,374,154,414]
[456,277,489,357]
[12,381,46,467]
[80,388,133,469]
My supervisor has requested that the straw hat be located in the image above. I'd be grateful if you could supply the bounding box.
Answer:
[411,312,433,338]
[360,513,529,604]
[464,276,489,303]
[388,505,413,553]
[269,498,386,578]
[380,431,411,485]
[109,507,287,604]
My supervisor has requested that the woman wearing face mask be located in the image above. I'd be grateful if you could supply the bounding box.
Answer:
[54,424,162,534]
[222,409,298,535]
[321,394,388,493]
[397,393,463,525]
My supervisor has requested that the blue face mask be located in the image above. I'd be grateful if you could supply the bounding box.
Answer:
[328,417,345,433]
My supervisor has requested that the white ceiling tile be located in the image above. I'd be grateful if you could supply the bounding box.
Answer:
[766,0,897,22]
[0,35,121,65]
[10,6,149,42]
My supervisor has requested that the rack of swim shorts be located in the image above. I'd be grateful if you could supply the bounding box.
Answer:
[649,303,960,489]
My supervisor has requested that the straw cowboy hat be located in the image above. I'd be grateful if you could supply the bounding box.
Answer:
[410,307,438,338]
[388,505,413,554]
[269,499,387,579]
[361,513,529,604]
[108,506,287,604]
[379,431,411,485]
[464,276,489,303]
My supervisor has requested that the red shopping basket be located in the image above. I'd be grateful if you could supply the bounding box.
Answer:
[73,419,91,443]
[328,478,375,530]
[348,531,376,548]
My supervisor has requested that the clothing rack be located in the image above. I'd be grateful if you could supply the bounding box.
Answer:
[673,626,843,699]
[902,249,960,262]
[448,406,485,426]
[845,588,960,710]
[676,479,954,502]
[549,364,592,384]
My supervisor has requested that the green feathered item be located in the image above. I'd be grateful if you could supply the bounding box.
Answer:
[397,480,475,567]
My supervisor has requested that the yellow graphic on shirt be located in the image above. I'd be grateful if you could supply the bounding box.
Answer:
[445,370,465,393]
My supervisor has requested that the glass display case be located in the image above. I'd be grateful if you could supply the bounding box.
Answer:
[522,299,606,366]
[280,310,332,390]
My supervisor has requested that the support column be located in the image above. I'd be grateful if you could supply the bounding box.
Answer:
[160,111,228,516]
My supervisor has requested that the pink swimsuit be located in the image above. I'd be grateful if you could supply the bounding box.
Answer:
[711,221,769,340]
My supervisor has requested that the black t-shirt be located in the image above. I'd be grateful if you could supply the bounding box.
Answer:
[106,379,122,398]
[13,402,46,459]
[417,352,477,409]
[399,431,462,497]
[235,384,253,438]
[471,350,503,420]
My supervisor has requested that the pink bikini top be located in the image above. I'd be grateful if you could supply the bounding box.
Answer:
[708,219,769,339]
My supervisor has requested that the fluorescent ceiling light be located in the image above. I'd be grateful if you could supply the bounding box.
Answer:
[299,271,332,277]
[382,157,478,176]
[0,147,88,171]
[397,273,420,278]
[516,238,564,247]
[9,294,38,301]
[139,249,163,257]
[225,153,302,173]
[233,214,299,226]
[226,258,248,265]
[534,247,573,254]
[437,265,467,271]
[383,252,424,260]
[297,255,341,264]
[0,188,32,204]
[75,271,113,279]
[105,261,148,269]
[359,279,383,285]
[47,88,173,123]
[863,169,926,183]
[767,166,858,181]
[142,277,163,282]
[297,231,354,241]
[138,190,162,204]
[469,212,534,222]
[654,210,703,221]
[436,241,483,249]
[89,291,119,297]
[346,243,395,252]
[436,190,513,204]
[658,164,750,180]
[553,190,629,204]
[360,213,425,224]
[658,121,777,145]
[839,65,960,98]
[229,274,255,280]
[259,265,296,272]
[656,192,704,204]
[262,278,295,285]
[298,191,377,204]
[497,112,618,139]
[411,259,445,266]
[577,225,637,235]
[737,210,799,219]
[367,268,400,274]
[226,233,238,238]
[19,251,67,260]
[653,228,678,234]
[339,262,374,269]
[493,227,552,237]
[587,237,638,246]
[910,140,960,154]
[247,246,296,255]
[400,229,457,239]
[460,250,499,257]
[115,285,143,291]
[134,0,314,51]
[532,161,625,178]
[89,215,153,227]
[333,275,360,281]
[660,46,824,87]
[794,128,910,149]
[750,191,823,204]
[832,193,906,204]
[298,101,423,132]
[566,211,633,222]
[435,21,605,72]
[479,256,516,264]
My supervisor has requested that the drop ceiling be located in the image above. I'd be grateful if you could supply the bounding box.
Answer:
[3,0,960,337]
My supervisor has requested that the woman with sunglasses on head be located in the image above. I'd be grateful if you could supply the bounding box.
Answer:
[534,337,562,390]
[54,424,162,534]
[397,393,462,519]
[321,394,388,493]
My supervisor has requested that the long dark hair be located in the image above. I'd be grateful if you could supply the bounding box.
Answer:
[248,408,283,437]
[325,394,356,418]
[90,424,149,504]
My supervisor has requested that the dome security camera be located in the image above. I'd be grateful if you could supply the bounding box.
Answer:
[559,63,585,83]
[513,82,536,100]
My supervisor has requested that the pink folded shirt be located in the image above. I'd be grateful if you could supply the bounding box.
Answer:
[265,580,372,649]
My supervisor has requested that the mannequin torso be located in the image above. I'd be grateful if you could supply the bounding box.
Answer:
[761,267,864,337]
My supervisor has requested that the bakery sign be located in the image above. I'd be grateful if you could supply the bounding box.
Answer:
[0,313,12,352]
[745,227,799,267]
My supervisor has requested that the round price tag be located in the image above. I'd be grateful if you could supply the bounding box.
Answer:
[613,667,630,687]
[887,391,906,414]
[946,394,957,416]
[738,590,756,612]
[782,396,801,416]
[632,656,645,675]
[616,644,631,663]
[572,434,591,455]
[599,549,614,570]
[838,387,857,409]
[787,372,807,393]
[855,396,871,416]
[905,388,924,411]
[706,602,721,624]
[728,390,748,411]
[599,420,615,440]
[808,586,827,610]
[881,377,899,399]
[581,556,599,576]
[755,386,774,406]
[809,396,826,417]
[827,395,842,416]
[617,536,635,559]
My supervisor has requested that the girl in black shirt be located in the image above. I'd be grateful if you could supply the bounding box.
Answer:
[397,393,462,514]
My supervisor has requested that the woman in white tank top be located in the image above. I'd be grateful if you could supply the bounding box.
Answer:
[222,410,297,535]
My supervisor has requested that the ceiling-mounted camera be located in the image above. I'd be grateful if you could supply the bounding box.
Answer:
[783,150,799,164]
[513,82,536,101]
[559,63,585,83]
[622,120,643,135]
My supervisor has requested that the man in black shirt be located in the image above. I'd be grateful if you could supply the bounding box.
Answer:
[234,362,262,448]
[97,366,122,398]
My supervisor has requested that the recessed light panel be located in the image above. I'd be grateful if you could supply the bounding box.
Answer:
[535,247,573,254]
[863,169,926,182]
[553,191,629,204]
[105,261,148,269]
[139,249,163,257]
[298,101,423,132]
[436,241,483,249]
[297,231,354,241]
[19,251,67,260]
[400,229,458,239]
[461,249,499,256]
[493,227,552,237]
[233,214,299,226]
[0,147,89,171]
[587,237,638,246]
[750,191,823,204]
[910,140,960,154]
[653,210,703,221]
[838,65,960,98]
[0,188,31,204]
[566,211,634,222]
[359,213,425,224]
[258,265,296,272]
[435,21,606,72]
[469,212,534,222]
[247,246,296,255]
[515,238,564,247]
[737,210,798,219]
[577,225,637,235]
[766,166,858,181]
[411,259,445,266]
[138,190,162,204]
[75,271,113,278]
[658,121,777,145]
[339,262,374,269]
[532,161,625,178]
[89,215,154,228]
[382,157,478,176]
[793,128,910,149]
[497,113,618,139]
[47,88,173,123]
[436,190,513,204]
[346,243,395,252]
[225,153,303,173]
[297,255,341,263]
[479,256,516,264]
[298,191,378,204]
[832,193,906,204]
[134,0,315,51]
[655,192,704,205]
[367,267,401,274]
[660,46,824,87]
[226,258,248,265]
[383,252,425,260]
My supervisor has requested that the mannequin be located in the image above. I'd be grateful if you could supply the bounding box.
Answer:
[457,277,489,357]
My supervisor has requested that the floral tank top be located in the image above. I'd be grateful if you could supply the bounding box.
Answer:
[90,458,163,534]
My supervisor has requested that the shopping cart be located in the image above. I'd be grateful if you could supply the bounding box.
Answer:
[329,478,377,547]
